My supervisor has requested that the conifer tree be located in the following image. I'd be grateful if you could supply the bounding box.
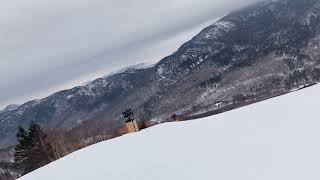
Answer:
[14,122,56,174]
[14,126,31,165]
[24,122,54,172]
[122,109,134,122]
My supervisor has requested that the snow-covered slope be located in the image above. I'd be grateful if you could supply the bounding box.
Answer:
[19,84,320,180]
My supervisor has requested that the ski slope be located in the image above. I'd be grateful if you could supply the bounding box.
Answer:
[20,84,320,180]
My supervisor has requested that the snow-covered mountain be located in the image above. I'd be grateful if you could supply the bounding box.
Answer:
[19,83,320,180]
[1,0,320,149]
[0,105,19,113]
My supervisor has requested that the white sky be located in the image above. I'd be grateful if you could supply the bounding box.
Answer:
[0,0,259,109]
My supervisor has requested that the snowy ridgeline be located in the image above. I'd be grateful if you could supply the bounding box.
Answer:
[19,84,320,180]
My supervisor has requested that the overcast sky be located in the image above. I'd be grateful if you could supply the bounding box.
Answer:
[0,0,260,109]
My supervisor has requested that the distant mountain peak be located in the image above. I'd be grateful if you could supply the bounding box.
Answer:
[0,104,20,113]
[82,62,155,86]
[105,62,155,76]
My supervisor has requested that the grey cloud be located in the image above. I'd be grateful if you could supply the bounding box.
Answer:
[0,0,261,109]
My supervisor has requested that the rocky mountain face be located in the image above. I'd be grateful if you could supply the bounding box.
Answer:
[1,0,320,149]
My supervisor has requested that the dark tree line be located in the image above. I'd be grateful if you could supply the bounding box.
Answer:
[9,109,144,177]
[14,122,56,174]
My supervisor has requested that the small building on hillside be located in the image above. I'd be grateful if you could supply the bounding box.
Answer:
[125,119,140,133]
[122,109,140,133]
[171,114,182,122]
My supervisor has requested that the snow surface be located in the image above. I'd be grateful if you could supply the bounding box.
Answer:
[20,84,320,180]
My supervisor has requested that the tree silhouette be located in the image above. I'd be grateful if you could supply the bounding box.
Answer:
[26,122,54,172]
[14,122,56,174]
[122,109,135,122]
[14,126,31,165]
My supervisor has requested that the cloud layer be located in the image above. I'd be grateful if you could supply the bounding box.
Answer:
[0,0,260,108]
